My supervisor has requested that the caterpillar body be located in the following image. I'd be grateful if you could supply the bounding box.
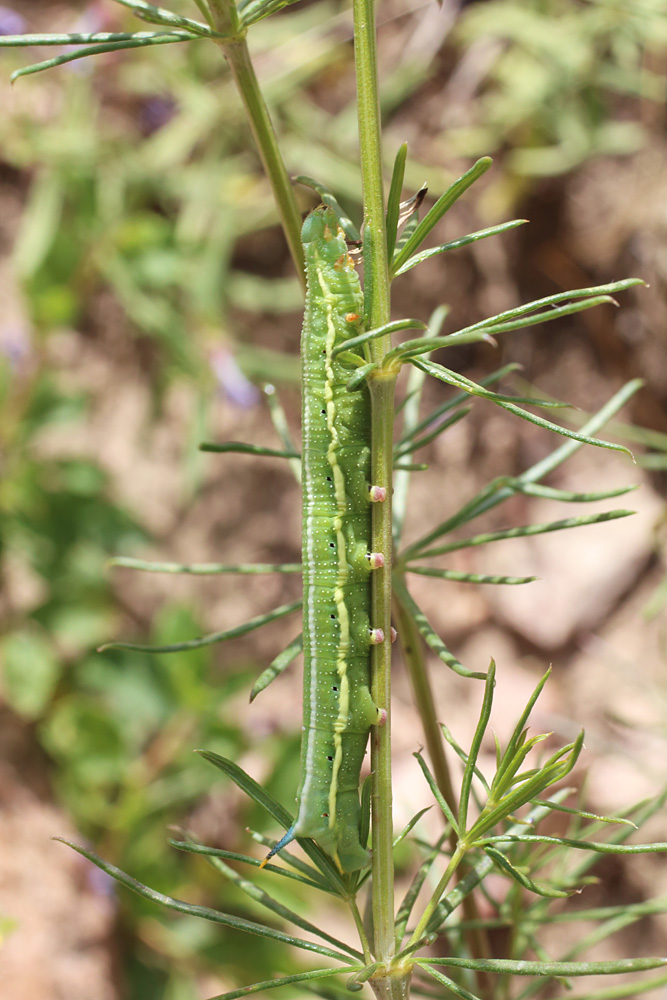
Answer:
[265,207,384,873]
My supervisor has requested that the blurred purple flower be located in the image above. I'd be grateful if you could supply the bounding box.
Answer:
[0,323,32,371]
[210,349,261,409]
[0,6,26,35]
[140,96,177,136]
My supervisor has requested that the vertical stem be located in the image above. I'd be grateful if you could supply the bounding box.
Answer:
[369,373,397,964]
[354,0,390,339]
[353,0,395,967]
[393,590,457,851]
[393,587,492,997]
[207,0,305,283]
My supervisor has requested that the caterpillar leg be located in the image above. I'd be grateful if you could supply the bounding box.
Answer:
[259,825,296,869]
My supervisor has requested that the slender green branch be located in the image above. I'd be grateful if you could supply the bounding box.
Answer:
[353,0,396,973]
[369,373,398,967]
[354,0,390,338]
[408,846,466,950]
[349,895,375,966]
[394,591,492,996]
[393,592,458,849]
[206,0,305,283]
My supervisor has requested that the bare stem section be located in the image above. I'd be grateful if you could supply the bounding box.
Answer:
[207,0,305,282]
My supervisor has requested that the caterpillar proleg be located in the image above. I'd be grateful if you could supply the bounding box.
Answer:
[263,207,384,873]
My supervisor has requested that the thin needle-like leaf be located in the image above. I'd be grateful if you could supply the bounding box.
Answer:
[493,669,551,792]
[55,840,353,962]
[394,833,449,947]
[392,578,487,679]
[480,834,667,856]
[411,358,633,456]
[459,663,496,833]
[456,279,644,336]
[408,359,569,408]
[483,845,571,898]
[417,963,484,1000]
[333,319,427,357]
[519,482,637,503]
[394,807,433,849]
[0,30,187,45]
[438,295,621,346]
[109,557,301,575]
[111,0,215,34]
[239,0,309,28]
[393,307,450,547]
[384,328,501,364]
[250,634,303,701]
[168,840,331,892]
[346,963,382,990]
[411,510,634,561]
[10,34,192,80]
[391,158,493,275]
[386,143,408,261]
[523,800,637,829]
[98,599,301,653]
[425,793,573,938]
[195,752,293,827]
[201,851,364,958]
[418,957,667,977]
[347,362,378,390]
[396,363,520,448]
[394,220,528,276]
[206,966,362,1000]
[197,752,347,892]
[406,567,537,585]
[200,441,300,459]
[414,752,460,834]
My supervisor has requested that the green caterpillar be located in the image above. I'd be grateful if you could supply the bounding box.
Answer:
[263,207,386,873]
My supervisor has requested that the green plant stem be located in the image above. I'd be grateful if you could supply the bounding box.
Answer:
[354,0,390,337]
[206,0,305,284]
[349,895,374,966]
[369,964,414,1000]
[353,0,395,971]
[393,590,458,850]
[369,373,398,968]
[393,590,492,997]
[408,846,466,950]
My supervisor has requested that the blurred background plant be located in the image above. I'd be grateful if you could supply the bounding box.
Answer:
[0,0,666,998]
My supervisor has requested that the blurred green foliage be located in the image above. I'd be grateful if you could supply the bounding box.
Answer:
[447,0,667,200]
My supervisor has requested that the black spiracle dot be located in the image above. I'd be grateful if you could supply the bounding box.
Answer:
[332,685,338,692]
[327,755,333,761]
